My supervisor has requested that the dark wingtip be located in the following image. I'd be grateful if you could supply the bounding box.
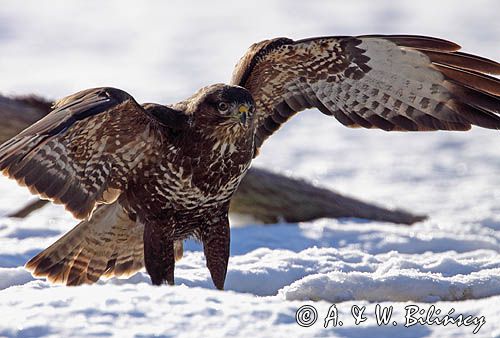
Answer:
[435,64,500,96]
[424,51,500,75]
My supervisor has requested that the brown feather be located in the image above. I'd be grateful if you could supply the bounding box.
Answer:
[359,34,461,51]
[423,50,500,75]
[8,35,500,291]
[25,202,144,285]
[0,87,166,220]
[434,64,500,96]
[230,35,499,155]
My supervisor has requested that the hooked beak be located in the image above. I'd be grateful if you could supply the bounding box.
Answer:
[238,104,249,126]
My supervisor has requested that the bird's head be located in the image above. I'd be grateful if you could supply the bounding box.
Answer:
[181,84,256,141]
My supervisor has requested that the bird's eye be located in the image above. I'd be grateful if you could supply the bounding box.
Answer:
[217,102,229,113]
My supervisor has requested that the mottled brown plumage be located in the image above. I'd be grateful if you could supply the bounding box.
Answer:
[1,35,498,289]
[7,84,255,289]
[230,35,499,153]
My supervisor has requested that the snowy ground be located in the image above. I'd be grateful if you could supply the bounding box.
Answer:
[0,1,499,337]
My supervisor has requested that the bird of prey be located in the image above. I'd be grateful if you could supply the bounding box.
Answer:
[0,35,498,289]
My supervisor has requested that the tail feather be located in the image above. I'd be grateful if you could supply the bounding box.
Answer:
[25,201,145,285]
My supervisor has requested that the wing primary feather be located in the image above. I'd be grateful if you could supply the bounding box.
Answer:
[452,101,500,129]
[434,64,500,96]
[445,80,500,115]
[422,50,500,75]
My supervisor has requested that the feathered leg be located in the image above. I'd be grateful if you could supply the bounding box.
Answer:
[201,215,230,290]
[143,223,175,286]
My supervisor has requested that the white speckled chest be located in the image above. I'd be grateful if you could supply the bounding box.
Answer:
[126,133,253,234]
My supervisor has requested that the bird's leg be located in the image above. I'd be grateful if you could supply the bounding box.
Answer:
[201,214,230,290]
[143,223,175,286]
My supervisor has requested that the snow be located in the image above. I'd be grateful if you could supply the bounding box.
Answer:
[0,0,499,337]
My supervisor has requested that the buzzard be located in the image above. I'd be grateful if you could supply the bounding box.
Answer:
[0,35,498,289]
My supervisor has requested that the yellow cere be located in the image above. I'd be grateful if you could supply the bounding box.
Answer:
[238,105,249,114]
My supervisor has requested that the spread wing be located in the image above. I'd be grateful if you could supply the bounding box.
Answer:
[0,87,187,219]
[230,35,500,154]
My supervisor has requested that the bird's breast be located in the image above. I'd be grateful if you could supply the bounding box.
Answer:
[131,140,253,213]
